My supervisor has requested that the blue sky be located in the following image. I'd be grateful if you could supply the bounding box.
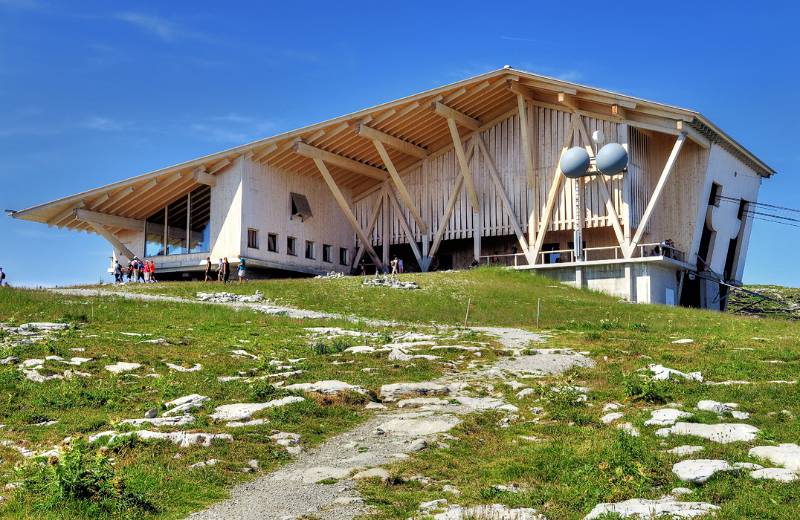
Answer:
[1,0,798,287]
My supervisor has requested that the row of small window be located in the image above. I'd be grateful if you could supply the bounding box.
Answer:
[247,229,348,265]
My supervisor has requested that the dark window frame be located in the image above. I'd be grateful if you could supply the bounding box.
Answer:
[287,236,297,256]
[247,228,259,249]
[267,233,278,253]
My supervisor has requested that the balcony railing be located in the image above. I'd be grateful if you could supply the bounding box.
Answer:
[479,242,685,267]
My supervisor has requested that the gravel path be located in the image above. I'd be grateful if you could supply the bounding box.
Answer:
[53,287,589,519]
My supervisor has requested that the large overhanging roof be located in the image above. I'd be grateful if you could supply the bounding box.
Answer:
[9,67,774,233]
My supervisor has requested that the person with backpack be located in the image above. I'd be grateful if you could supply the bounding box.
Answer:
[0,267,6,287]
[113,261,122,284]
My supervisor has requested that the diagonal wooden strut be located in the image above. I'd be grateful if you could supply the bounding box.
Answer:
[446,118,480,211]
[386,186,423,266]
[475,135,534,264]
[371,139,428,233]
[428,142,474,259]
[351,187,384,269]
[312,158,383,269]
[530,114,579,264]
[628,133,687,256]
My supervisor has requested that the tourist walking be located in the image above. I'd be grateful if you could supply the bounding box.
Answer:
[398,258,404,274]
[148,261,157,282]
[204,257,213,282]
[223,257,230,284]
[237,256,246,283]
[390,256,399,278]
[113,261,122,283]
[217,258,224,282]
[0,267,6,287]
[132,257,141,282]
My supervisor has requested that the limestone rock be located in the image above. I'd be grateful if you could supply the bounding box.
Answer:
[105,362,142,373]
[667,445,704,457]
[585,497,718,519]
[209,396,304,421]
[352,467,390,481]
[672,459,735,483]
[376,414,461,436]
[649,364,703,382]
[284,380,367,395]
[431,503,546,520]
[379,382,452,402]
[644,408,693,426]
[749,444,800,471]
[656,422,759,443]
[750,467,798,482]
[601,412,624,424]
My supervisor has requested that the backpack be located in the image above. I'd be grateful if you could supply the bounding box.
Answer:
[0,271,5,280]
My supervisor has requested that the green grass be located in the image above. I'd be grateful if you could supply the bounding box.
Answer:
[4,267,800,518]
[0,288,475,518]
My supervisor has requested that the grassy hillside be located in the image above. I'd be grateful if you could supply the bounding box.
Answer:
[728,284,800,319]
[2,268,799,519]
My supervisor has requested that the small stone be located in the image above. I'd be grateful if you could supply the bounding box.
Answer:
[144,408,157,419]
[601,412,624,424]
[657,422,759,443]
[749,444,800,471]
[670,487,693,496]
[602,402,622,412]
[617,422,640,437]
[442,484,460,495]
[105,362,142,374]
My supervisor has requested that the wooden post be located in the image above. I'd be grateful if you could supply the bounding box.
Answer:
[382,189,390,268]
[517,94,538,246]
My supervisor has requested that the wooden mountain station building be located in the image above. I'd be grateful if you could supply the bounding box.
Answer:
[9,67,773,309]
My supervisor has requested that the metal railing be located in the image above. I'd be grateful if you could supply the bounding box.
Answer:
[478,242,685,267]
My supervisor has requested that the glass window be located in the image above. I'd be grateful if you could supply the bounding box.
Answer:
[267,233,278,252]
[322,244,332,263]
[145,208,165,257]
[189,185,210,253]
[339,247,349,266]
[247,228,259,249]
[166,196,188,255]
[287,236,296,256]
[305,240,315,259]
[290,192,313,221]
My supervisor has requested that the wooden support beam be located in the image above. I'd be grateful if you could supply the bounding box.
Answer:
[48,201,85,227]
[294,141,388,181]
[530,114,579,264]
[386,186,423,265]
[676,120,710,149]
[207,158,232,175]
[192,168,217,186]
[75,209,144,231]
[381,189,390,267]
[628,133,687,255]
[371,139,428,232]
[88,223,135,262]
[358,124,428,159]
[447,118,480,211]
[476,135,534,264]
[516,92,538,246]
[352,188,384,269]
[557,92,579,111]
[432,101,480,131]
[312,158,383,269]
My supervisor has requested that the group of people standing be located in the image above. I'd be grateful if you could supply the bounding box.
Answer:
[113,257,156,284]
[204,256,246,283]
